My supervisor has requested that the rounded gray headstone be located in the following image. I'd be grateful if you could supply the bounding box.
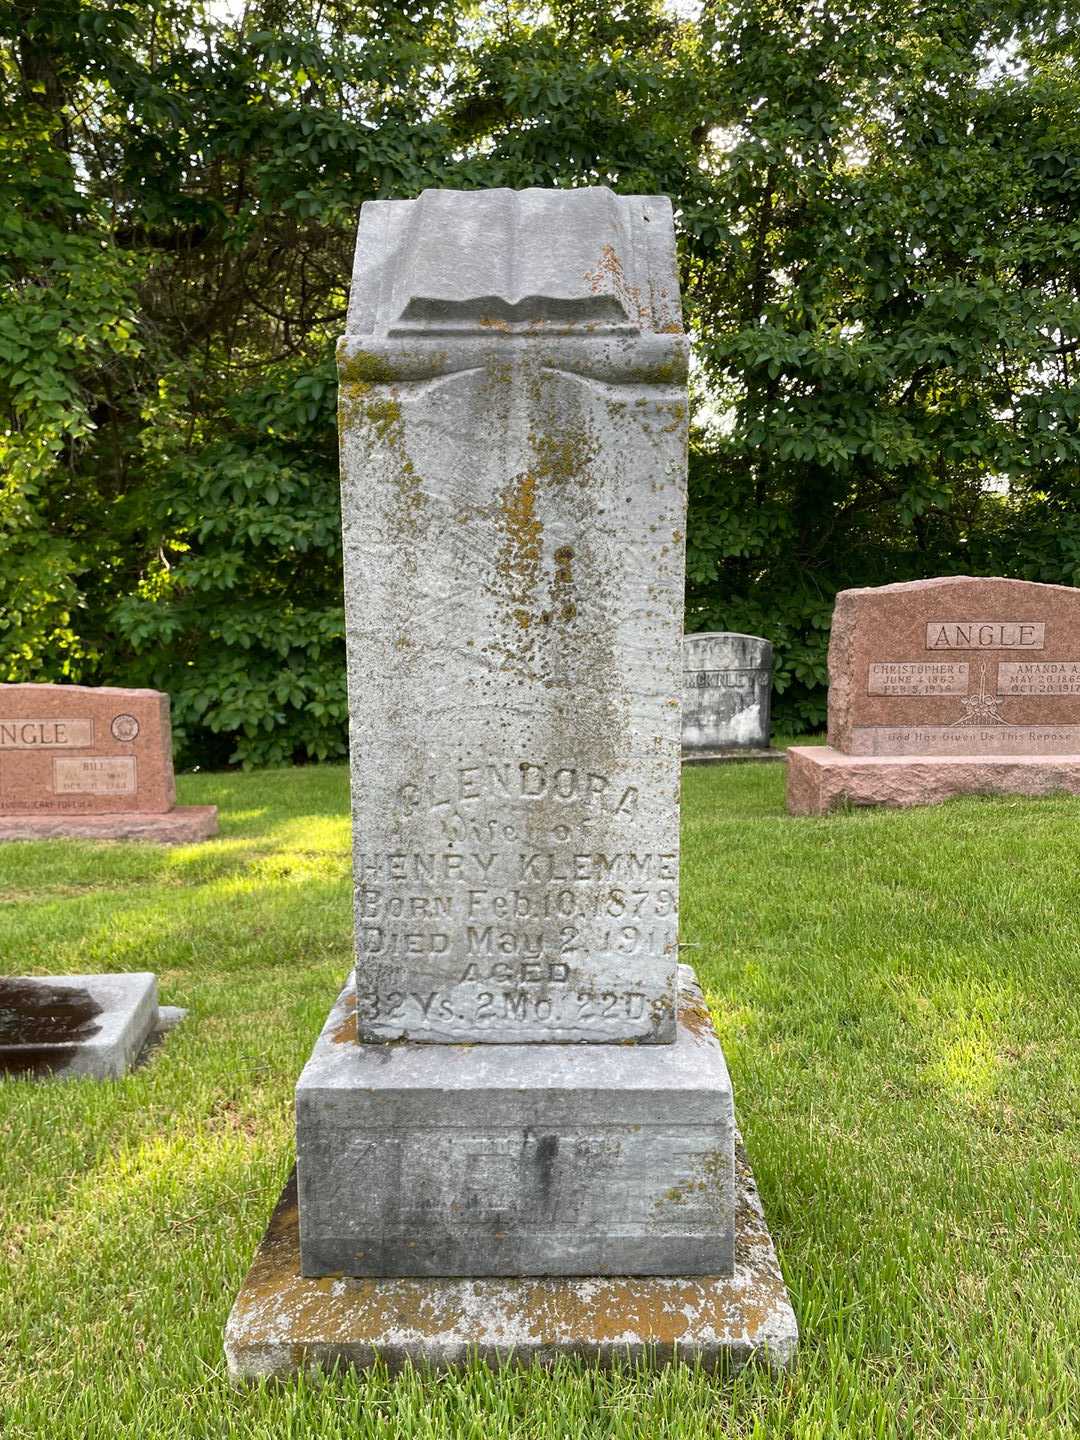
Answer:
[682,633,773,753]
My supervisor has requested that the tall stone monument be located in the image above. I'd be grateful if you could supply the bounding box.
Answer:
[0,684,217,842]
[226,187,796,1375]
[788,576,1080,813]
[682,632,781,762]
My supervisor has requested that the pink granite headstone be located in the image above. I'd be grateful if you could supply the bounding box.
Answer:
[787,577,1080,814]
[0,684,217,842]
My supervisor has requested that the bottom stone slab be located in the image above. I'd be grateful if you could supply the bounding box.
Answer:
[0,972,159,1079]
[224,1145,796,1380]
[683,748,787,766]
[0,805,218,843]
[787,745,1080,815]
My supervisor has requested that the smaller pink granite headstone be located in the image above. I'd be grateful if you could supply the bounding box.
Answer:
[787,577,1080,814]
[0,684,217,842]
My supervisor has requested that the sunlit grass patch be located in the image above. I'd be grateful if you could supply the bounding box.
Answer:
[1,761,1078,1438]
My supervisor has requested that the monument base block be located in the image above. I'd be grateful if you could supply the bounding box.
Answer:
[787,745,1080,815]
[296,968,734,1279]
[225,1144,796,1380]
[0,805,218,843]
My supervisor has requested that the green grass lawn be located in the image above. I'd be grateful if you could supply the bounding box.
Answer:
[1,761,1078,1439]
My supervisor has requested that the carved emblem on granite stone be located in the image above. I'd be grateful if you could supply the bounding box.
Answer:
[949,666,1009,728]
[950,665,1013,731]
[111,714,140,741]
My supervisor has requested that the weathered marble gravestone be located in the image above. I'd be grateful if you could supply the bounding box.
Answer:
[0,973,186,1080]
[0,684,217,842]
[682,632,781,762]
[788,576,1080,813]
[225,186,796,1377]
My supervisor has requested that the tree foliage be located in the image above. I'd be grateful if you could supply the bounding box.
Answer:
[2,0,1078,759]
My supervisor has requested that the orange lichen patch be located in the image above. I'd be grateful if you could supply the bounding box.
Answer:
[337,351,394,385]
[339,381,426,537]
[497,468,544,633]
[531,427,598,486]
[332,1005,357,1044]
[679,992,715,1041]
[583,244,646,325]
[499,471,543,563]
[546,542,579,633]
[657,1143,729,1209]
[337,383,400,444]
[227,1162,796,1378]
[659,403,687,435]
[514,1279,693,1342]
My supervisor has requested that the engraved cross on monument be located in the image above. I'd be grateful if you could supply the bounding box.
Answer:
[225,188,796,1376]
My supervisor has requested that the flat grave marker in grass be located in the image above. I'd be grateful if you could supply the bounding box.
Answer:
[788,576,1080,813]
[0,972,183,1079]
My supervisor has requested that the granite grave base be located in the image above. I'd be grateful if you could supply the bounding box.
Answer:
[0,805,218,843]
[0,972,174,1080]
[787,744,1080,815]
[225,1142,796,1380]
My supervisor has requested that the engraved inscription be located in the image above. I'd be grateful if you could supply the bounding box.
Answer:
[683,668,762,691]
[998,661,1080,696]
[353,751,678,1039]
[0,718,93,749]
[324,1125,723,1232]
[355,837,677,1033]
[53,756,136,795]
[867,662,969,696]
[849,725,1080,756]
[926,621,1044,650]
[397,761,640,820]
